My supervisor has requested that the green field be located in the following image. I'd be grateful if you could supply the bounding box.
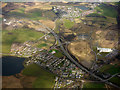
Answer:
[9,9,47,20]
[99,64,120,75]
[49,49,63,58]
[109,76,120,86]
[8,8,56,20]
[22,64,55,88]
[54,19,62,33]
[37,43,48,48]
[2,29,44,53]
[86,13,106,18]
[63,19,74,29]
[43,10,57,21]
[18,7,25,13]
[83,82,105,88]
[95,4,118,18]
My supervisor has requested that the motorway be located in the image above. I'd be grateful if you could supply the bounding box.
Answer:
[32,20,120,88]
[49,30,120,88]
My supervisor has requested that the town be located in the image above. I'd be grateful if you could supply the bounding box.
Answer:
[52,4,95,20]
[25,50,85,79]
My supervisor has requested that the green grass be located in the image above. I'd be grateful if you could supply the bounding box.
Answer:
[37,43,47,48]
[9,7,25,16]
[8,8,49,20]
[92,46,99,54]
[0,17,2,22]
[63,19,74,29]
[97,52,109,59]
[18,7,25,13]
[49,49,63,58]
[22,64,43,76]
[28,9,43,17]
[86,13,106,17]
[7,7,57,21]
[2,29,44,53]
[43,10,57,20]
[95,4,118,18]
[54,19,61,33]
[8,11,27,17]
[22,64,55,88]
[109,76,120,86]
[33,75,55,88]
[105,65,120,75]
[83,82,105,88]
[99,64,120,75]
[99,65,113,72]
[30,17,47,20]
[8,11,44,20]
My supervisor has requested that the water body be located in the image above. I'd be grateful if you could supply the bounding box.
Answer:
[74,6,90,10]
[2,56,25,76]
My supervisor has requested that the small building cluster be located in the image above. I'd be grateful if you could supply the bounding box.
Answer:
[53,6,82,18]
[3,18,24,29]
[11,41,43,57]
[25,50,84,78]
[81,10,94,16]
[54,77,82,88]
[53,5,95,19]
[54,77,74,88]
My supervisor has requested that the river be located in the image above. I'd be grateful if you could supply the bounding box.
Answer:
[2,56,25,76]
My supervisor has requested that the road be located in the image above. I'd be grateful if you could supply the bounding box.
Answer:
[33,20,120,88]
[105,73,120,81]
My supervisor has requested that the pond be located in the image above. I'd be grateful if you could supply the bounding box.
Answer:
[2,56,25,76]
[74,6,90,10]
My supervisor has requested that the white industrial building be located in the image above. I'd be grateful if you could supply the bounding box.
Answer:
[97,47,113,53]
